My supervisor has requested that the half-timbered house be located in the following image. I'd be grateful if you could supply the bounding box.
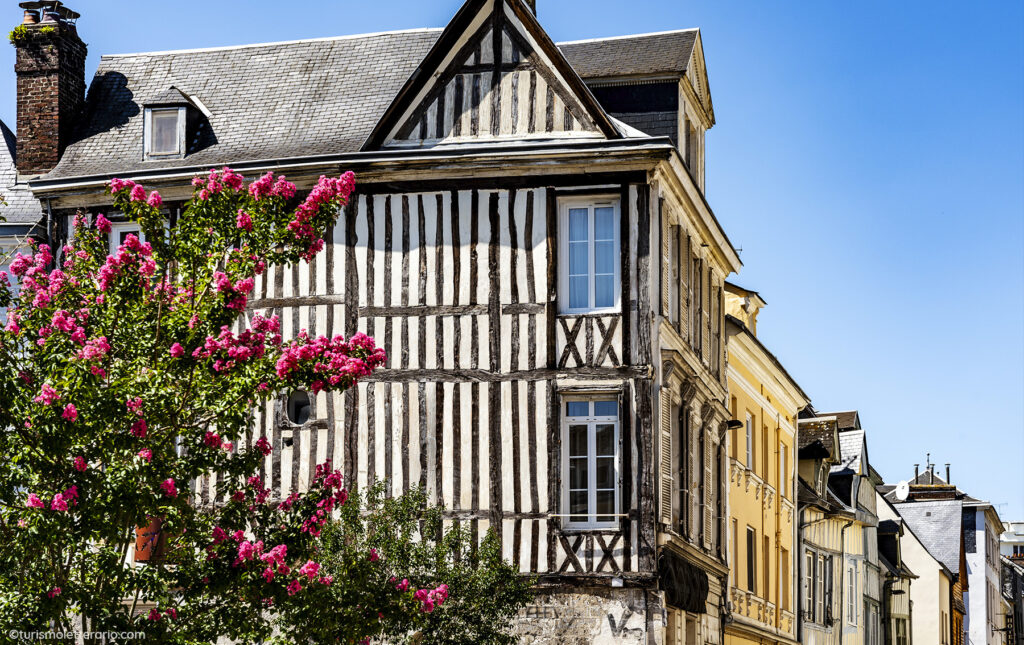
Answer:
[11,1,742,642]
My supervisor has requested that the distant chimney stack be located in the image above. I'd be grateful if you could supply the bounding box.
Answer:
[12,2,87,176]
[914,464,919,481]
[945,464,950,484]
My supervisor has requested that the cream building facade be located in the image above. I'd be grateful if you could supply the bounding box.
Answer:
[723,283,809,645]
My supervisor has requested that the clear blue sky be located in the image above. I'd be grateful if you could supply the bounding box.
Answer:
[2,1,1021,518]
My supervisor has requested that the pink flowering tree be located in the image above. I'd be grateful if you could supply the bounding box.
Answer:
[0,169,453,643]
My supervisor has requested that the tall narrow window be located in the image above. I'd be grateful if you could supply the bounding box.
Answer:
[669,225,680,329]
[803,550,814,619]
[562,398,619,529]
[560,199,620,313]
[745,413,753,468]
[817,555,825,622]
[847,564,857,624]
[746,527,756,593]
[780,547,790,610]
[779,444,787,498]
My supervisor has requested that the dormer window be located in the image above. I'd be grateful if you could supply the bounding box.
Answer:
[143,86,200,161]
[145,107,185,159]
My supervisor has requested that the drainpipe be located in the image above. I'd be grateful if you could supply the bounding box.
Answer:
[838,520,854,644]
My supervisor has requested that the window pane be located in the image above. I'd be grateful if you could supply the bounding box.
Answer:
[569,424,588,456]
[569,241,588,275]
[595,424,615,456]
[595,240,614,274]
[569,276,589,309]
[569,457,588,489]
[593,401,618,417]
[595,274,614,308]
[596,456,615,489]
[594,207,614,240]
[151,110,179,154]
[570,490,588,521]
[566,401,589,418]
[596,490,615,522]
[568,209,588,241]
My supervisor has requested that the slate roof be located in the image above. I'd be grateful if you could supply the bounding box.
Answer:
[891,499,964,572]
[47,29,444,179]
[797,422,835,455]
[44,26,700,181]
[0,120,43,226]
[559,29,698,80]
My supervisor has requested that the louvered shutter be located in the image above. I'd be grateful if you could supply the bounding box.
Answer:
[661,205,670,318]
[687,241,696,347]
[710,275,721,377]
[703,426,714,549]
[701,262,710,365]
[680,230,689,342]
[659,389,673,525]
[690,412,700,541]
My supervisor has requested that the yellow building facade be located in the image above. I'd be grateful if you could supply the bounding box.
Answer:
[724,284,809,645]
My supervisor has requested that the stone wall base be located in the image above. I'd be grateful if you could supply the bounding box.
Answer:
[514,587,665,645]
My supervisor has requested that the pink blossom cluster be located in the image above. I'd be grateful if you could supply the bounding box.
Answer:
[25,485,78,512]
[76,336,110,362]
[34,384,60,406]
[160,478,178,498]
[413,584,449,613]
[299,464,348,537]
[97,234,154,292]
[147,608,177,622]
[235,539,265,567]
[286,172,355,259]
[191,167,245,201]
[213,271,256,311]
[204,431,221,448]
[275,331,386,393]
[192,314,280,372]
[109,178,163,208]
[247,171,297,201]
[253,437,273,457]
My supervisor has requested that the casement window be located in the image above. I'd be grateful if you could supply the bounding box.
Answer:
[803,550,814,619]
[895,618,908,645]
[668,224,680,329]
[779,444,787,497]
[816,555,825,622]
[144,107,186,159]
[745,413,753,468]
[559,198,620,314]
[847,563,857,624]
[562,397,620,529]
[780,547,790,610]
[109,222,146,256]
[746,526,756,593]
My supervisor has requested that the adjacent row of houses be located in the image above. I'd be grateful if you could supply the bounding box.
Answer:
[1,1,1019,643]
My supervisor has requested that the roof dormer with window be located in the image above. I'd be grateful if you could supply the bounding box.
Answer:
[142,86,210,162]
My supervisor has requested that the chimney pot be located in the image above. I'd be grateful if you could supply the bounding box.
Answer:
[22,10,39,24]
[41,11,59,23]
[946,464,951,484]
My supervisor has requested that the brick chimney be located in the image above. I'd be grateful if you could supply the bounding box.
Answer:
[12,3,87,176]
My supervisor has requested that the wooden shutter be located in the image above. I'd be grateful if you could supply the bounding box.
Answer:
[680,230,690,342]
[703,426,714,549]
[660,202,670,318]
[659,388,673,525]
[701,262,710,365]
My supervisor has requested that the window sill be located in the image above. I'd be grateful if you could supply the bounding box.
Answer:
[559,308,622,317]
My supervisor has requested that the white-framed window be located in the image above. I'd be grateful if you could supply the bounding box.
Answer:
[803,549,814,619]
[562,396,620,529]
[745,413,753,468]
[559,198,620,314]
[779,444,787,498]
[847,563,857,624]
[816,554,825,621]
[144,107,186,159]
[109,221,146,256]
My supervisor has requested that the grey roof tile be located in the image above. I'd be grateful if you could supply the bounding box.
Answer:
[891,499,963,572]
[44,28,692,181]
[0,120,44,226]
[832,429,865,474]
[558,29,698,80]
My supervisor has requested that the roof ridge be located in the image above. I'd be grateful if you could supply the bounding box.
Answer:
[100,28,444,60]
[557,28,698,46]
